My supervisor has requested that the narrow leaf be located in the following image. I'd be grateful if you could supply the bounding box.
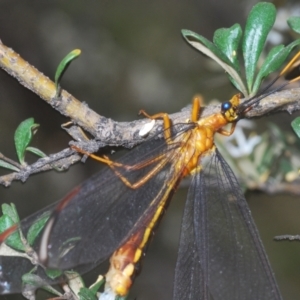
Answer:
[89,275,105,294]
[27,212,50,246]
[243,2,276,92]
[291,117,300,139]
[0,160,20,172]
[288,16,300,34]
[0,215,24,251]
[213,24,242,71]
[22,273,62,296]
[182,30,233,65]
[2,203,19,223]
[55,49,81,91]
[45,268,63,280]
[182,29,248,95]
[252,45,285,95]
[89,276,105,295]
[26,147,47,158]
[252,39,300,95]
[14,118,39,165]
[78,288,97,300]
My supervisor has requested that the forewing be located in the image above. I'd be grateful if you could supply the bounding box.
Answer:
[0,123,193,294]
[43,124,193,270]
[173,177,209,300]
[174,149,282,300]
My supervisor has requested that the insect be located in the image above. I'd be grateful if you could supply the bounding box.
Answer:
[0,52,300,300]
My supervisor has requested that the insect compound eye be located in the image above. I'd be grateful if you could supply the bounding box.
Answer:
[221,101,232,113]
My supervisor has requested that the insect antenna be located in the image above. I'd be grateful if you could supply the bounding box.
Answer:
[238,50,300,115]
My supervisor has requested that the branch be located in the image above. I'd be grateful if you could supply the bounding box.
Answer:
[1,40,300,142]
[1,39,300,187]
[0,149,80,187]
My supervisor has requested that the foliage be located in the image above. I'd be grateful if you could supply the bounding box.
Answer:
[182,2,300,97]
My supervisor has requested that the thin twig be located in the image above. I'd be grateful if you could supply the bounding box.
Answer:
[0,153,22,169]
[0,149,80,187]
[274,235,300,241]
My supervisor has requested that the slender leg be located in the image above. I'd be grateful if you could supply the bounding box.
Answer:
[280,50,300,76]
[191,94,203,122]
[139,110,172,140]
[71,146,172,189]
[217,122,237,136]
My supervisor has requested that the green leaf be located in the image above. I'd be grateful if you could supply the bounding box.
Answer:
[116,295,129,300]
[89,276,105,295]
[27,212,50,246]
[0,160,20,172]
[288,16,300,34]
[45,268,63,280]
[182,29,248,95]
[14,118,39,165]
[0,214,24,251]
[182,30,233,65]
[252,44,285,95]
[55,49,81,94]
[59,236,81,257]
[2,203,20,223]
[243,2,276,93]
[22,273,62,296]
[252,39,300,95]
[291,117,300,139]
[213,24,242,71]
[26,147,47,158]
[78,288,97,300]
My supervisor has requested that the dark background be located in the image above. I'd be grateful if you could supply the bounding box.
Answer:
[1,1,300,299]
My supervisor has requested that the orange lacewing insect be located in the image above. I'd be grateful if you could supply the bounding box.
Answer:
[0,52,300,300]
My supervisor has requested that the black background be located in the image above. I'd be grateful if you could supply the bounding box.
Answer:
[1,1,300,299]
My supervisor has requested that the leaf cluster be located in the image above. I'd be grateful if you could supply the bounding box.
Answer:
[182,2,300,97]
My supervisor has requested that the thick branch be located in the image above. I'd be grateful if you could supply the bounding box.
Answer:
[1,40,300,148]
[1,39,300,187]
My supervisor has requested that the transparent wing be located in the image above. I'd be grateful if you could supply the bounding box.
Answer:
[0,123,194,294]
[173,180,209,300]
[173,148,282,300]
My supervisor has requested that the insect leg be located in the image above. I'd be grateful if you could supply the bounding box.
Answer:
[190,94,203,122]
[280,50,300,76]
[71,145,172,189]
[139,110,172,140]
[72,145,165,170]
[217,121,237,136]
[105,155,171,189]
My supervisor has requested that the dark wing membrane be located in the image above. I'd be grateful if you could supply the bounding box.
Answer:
[44,123,193,270]
[173,149,282,300]
[173,179,209,300]
[0,209,56,294]
[0,123,194,294]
